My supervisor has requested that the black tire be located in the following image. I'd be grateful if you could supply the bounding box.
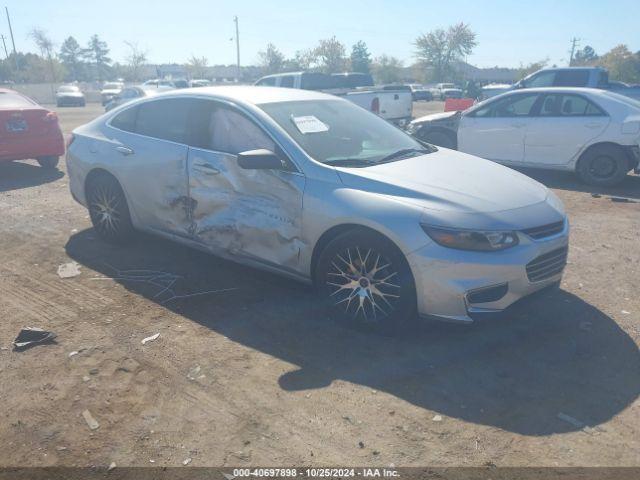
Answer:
[86,173,134,244]
[36,156,59,169]
[577,144,629,187]
[314,229,416,334]
[421,130,456,149]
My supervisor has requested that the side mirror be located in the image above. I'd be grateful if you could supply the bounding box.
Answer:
[237,149,286,170]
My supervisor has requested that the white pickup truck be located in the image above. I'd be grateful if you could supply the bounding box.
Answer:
[255,72,413,125]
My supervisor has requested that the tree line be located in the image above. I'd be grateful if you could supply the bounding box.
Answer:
[1,24,639,85]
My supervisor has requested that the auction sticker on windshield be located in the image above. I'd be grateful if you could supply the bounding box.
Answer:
[291,115,329,134]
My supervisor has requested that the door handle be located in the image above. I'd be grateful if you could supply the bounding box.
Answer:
[193,162,220,175]
[116,146,134,156]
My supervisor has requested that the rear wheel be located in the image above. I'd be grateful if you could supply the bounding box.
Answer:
[86,174,134,243]
[577,144,629,187]
[315,229,416,334]
[36,156,59,169]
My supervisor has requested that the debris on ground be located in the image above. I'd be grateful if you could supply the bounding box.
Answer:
[142,333,160,345]
[557,412,584,428]
[108,462,116,471]
[89,368,99,375]
[187,365,201,380]
[358,441,365,448]
[182,458,192,465]
[621,310,631,315]
[82,376,90,382]
[92,264,238,305]
[57,261,81,279]
[590,193,602,198]
[82,409,100,430]
[68,351,79,358]
[610,196,640,204]
[13,327,57,351]
[432,415,443,422]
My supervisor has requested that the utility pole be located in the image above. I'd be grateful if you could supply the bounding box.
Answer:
[5,6,18,70]
[568,37,580,66]
[234,15,240,82]
[0,34,8,59]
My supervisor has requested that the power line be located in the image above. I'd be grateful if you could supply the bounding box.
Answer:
[233,16,241,82]
[0,34,8,59]
[568,37,580,66]
[5,6,18,70]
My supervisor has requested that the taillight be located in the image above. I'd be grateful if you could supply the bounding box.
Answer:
[43,111,58,123]
[66,134,75,148]
[371,97,380,114]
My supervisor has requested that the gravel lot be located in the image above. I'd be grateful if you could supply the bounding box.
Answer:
[1,102,639,468]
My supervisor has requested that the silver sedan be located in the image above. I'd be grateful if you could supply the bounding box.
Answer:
[66,86,569,331]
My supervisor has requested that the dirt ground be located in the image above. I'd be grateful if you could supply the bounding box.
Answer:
[1,102,639,468]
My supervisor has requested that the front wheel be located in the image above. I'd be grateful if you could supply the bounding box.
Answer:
[577,145,629,187]
[36,156,59,169]
[315,230,416,334]
[86,174,135,243]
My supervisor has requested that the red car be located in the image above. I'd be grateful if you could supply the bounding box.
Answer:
[0,88,65,168]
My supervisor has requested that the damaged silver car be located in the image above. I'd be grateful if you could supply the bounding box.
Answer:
[66,86,569,331]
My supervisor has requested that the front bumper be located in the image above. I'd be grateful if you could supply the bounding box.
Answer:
[407,220,570,323]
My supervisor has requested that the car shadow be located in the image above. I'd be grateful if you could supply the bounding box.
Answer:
[0,160,64,193]
[65,229,640,437]
[515,167,640,200]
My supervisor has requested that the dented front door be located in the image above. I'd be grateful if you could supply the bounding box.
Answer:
[187,146,305,271]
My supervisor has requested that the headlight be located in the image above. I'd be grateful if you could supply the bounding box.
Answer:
[421,225,519,251]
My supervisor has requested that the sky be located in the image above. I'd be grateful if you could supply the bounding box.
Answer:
[2,0,638,69]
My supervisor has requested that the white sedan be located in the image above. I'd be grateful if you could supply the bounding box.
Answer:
[408,88,640,186]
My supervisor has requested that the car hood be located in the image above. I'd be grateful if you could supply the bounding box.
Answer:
[57,91,83,97]
[335,149,560,229]
[411,110,459,125]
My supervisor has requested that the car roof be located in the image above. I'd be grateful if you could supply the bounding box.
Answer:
[498,87,608,96]
[154,85,338,105]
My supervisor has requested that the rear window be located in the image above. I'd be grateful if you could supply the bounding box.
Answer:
[110,105,138,132]
[554,70,590,87]
[135,98,192,143]
[0,91,36,108]
[280,76,294,88]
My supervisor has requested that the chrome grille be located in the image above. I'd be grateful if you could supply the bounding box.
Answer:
[526,246,568,282]
[522,221,565,240]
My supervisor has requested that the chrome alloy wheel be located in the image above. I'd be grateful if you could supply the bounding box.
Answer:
[326,247,401,322]
[89,186,122,235]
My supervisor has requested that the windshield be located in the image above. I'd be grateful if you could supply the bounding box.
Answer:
[602,90,640,110]
[58,86,79,93]
[259,99,432,166]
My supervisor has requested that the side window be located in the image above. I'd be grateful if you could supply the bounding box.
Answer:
[280,76,294,88]
[554,70,590,87]
[540,94,605,117]
[257,77,276,86]
[110,105,138,132]
[209,105,276,155]
[120,88,137,99]
[472,94,539,118]
[135,98,192,143]
[524,71,555,88]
